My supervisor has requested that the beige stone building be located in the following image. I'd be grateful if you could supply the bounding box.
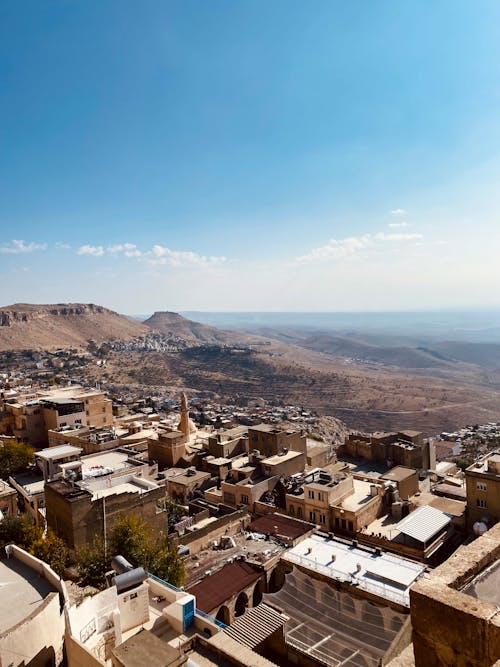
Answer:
[45,475,166,549]
[148,429,187,469]
[248,423,306,458]
[341,431,436,471]
[0,479,17,517]
[465,450,500,530]
[0,385,113,447]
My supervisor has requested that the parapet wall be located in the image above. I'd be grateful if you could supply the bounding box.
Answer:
[410,522,500,666]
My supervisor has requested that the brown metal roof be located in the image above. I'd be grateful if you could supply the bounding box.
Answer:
[249,513,314,540]
[187,561,261,613]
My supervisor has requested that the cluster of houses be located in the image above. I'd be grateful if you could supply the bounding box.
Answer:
[2,380,500,666]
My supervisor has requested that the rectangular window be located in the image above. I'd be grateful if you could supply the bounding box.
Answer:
[241,494,249,504]
[308,490,314,499]
[477,482,487,492]
[289,505,295,516]
[477,498,487,508]
[319,513,326,524]
[309,511,316,522]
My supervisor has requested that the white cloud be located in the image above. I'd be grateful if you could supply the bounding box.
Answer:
[296,235,372,263]
[107,243,142,257]
[0,239,47,254]
[77,244,104,257]
[148,245,226,268]
[390,208,408,216]
[297,231,423,264]
[388,221,410,228]
[375,232,423,242]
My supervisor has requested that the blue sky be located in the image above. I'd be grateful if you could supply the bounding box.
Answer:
[1,1,500,312]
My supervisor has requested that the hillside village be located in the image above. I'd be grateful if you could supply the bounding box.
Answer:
[2,342,500,667]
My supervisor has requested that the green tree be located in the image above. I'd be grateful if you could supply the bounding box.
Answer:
[30,530,72,578]
[110,514,185,587]
[0,515,41,553]
[76,537,108,589]
[0,439,35,478]
[75,514,185,589]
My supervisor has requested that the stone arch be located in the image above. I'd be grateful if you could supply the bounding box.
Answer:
[235,591,249,617]
[269,567,286,593]
[321,584,340,613]
[342,594,355,617]
[362,603,384,629]
[391,614,404,633]
[215,605,230,626]
[253,578,264,607]
[302,576,315,601]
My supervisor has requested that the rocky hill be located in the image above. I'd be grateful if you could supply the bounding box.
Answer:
[0,303,148,350]
[143,311,258,346]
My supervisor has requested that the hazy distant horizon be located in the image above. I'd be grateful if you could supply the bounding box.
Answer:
[129,309,500,344]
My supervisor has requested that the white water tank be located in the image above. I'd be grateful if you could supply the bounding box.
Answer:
[473,521,488,536]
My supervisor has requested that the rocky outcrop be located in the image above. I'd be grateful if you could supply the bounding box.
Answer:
[0,303,148,350]
[0,303,107,326]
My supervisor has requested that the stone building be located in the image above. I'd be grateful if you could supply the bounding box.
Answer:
[465,450,500,531]
[0,479,17,518]
[248,424,306,458]
[148,429,187,469]
[45,475,166,549]
[341,431,435,471]
[0,385,113,447]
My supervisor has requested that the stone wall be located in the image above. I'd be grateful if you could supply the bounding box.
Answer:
[410,521,500,666]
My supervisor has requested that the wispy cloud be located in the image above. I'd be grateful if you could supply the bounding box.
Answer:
[390,208,408,216]
[148,244,226,268]
[0,239,47,254]
[296,231,423,264]
[55,242,72,250]
[107,243,142,257]
[296,235,372,263]
[77,244,104,257]
[375,232,422,242]
[388,221,410,228]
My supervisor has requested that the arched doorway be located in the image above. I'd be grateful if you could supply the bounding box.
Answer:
[269,568,285,593]
[253,578,264,607]
[235,592,249,617]
[363,603,384,629]
[215,605,230,626]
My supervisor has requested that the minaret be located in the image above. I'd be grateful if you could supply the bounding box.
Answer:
[178,392,190,440]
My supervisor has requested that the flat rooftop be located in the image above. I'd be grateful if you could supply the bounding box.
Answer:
[262,450,303,466]
[90,482,142,499]
[81,450,135,475]
[167,469,210,484]
[340,478,377,512]
[112,628,178,667]
[0,556,57,633]
[381,466,417,483]
[249,513,315,540]
[283,533,425,606]
[36,444,82,460]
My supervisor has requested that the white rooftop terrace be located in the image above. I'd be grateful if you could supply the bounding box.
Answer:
[0,555,57,633]
[283,533,425,607]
